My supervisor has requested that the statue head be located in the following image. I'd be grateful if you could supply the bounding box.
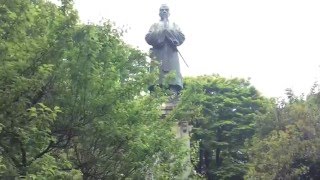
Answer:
[159,4,170,20]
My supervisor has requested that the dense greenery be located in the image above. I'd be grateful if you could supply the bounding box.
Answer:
[0,0,80,178]
[176,76,270,179]
[1,0,320,179]
[175,78,320,180]
[0,0,186,179]
[246,88,320,179]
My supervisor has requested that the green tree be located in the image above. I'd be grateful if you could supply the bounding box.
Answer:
[246,88,320,179]
[0,0,80,178]
[52,23,187,179]
[176,75,268,179]
[0,0,187,178]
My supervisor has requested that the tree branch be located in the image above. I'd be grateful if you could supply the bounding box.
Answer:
[27,140,54,166]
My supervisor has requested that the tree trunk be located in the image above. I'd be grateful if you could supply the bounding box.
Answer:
[204,148,213,180]
[197,141,205,174]
[216,147,222,167]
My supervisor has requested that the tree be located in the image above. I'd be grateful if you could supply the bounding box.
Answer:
[175,75,269,179]
[0,0,187,178]
[0,0,80,178]
[52,23,187,179]
[246,88,320,179]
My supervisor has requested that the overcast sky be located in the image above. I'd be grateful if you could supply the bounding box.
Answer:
[66,0,320,98]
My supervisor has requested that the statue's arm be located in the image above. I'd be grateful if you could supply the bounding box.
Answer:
[166,23,185,46]
[145,24,166,48]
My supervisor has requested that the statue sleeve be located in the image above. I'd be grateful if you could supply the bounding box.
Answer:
[145,23,166,48]
[166,23,185,46]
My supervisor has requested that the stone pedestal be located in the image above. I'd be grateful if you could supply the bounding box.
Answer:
[160,102,176,118]
[146,102,192,180]
[161,102,192,179]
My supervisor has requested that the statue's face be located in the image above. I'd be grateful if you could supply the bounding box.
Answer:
[159,5,170,19]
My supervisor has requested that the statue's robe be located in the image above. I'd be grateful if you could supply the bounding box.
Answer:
[145,21,185,90]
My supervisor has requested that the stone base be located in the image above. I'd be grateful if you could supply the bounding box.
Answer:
[161,102,177,118]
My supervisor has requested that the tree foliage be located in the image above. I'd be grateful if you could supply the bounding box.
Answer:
[0,0,79,178]
[3,0,320,179]
[175,75,269,179]
[246,88,320,179]
[0,0,186,179]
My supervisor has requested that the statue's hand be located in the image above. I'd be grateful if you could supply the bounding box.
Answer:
[171,39,179,46]
[163,29,169,33]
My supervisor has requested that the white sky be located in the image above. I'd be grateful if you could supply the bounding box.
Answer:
[60,0,320,98]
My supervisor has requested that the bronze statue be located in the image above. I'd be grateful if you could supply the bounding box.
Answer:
[146,4,185,94]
